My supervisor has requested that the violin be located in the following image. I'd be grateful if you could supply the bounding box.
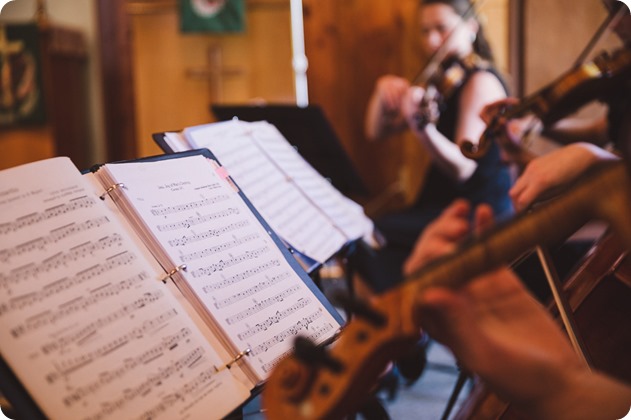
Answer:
[261,162,631,419]
[415,54,489,128]
[460,47,631,159]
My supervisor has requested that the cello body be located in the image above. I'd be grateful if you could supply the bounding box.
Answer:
[454,232,631,419]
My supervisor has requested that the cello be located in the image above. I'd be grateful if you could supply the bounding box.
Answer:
[452,231,631,420]
[261,161,631,419]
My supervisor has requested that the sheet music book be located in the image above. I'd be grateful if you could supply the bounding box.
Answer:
[156,119,374,263]
[0,150,342,420]
[210,104,369,198]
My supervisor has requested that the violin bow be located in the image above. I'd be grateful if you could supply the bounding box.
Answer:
[573,1,628,67]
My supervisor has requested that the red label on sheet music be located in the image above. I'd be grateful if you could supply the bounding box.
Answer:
[215,166,229,179]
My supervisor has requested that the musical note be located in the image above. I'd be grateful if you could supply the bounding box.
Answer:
[55,333,198,403]
[40,307,178,355]
[0,272,149,317]
[134,368,218,420]
[150,194,229,216]
[11,290,163,339]
[191,246,270,278]
[0,196,96,235]
[212,272,291,309]
[250,309,326,356]
[76,365,216,418]
[258,322,337,374]
[178,233,259,263]
[0,249,135,293]
[201,260,282,293]
[167,220,250,247]
[156,207,238,232]
[225,285,302,325]
[236,297,311,340]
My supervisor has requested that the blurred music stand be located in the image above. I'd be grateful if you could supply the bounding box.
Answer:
[211,104,369,199]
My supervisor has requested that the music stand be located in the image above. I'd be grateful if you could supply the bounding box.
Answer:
[211,104,369,198]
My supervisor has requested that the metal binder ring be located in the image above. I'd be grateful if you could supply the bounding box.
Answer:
[226,348,252,369]
[99,183,125,200]
[159,264,187,284]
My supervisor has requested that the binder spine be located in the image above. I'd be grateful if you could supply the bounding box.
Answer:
[99,183,124,200]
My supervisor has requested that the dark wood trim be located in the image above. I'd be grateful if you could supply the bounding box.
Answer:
[38,25,91,168]
[96,0,137,162]
[508,0,525,97]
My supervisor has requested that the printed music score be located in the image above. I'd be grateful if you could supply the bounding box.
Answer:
[183,120,374,263]
[0,157,251,420]
[98,155,340,381]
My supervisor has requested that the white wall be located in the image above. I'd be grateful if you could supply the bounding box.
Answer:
[1,0,105,163]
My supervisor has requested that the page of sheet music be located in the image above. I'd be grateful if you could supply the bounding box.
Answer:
[100,155,341,381]
[0,157,249,420]
[185,121,346,263]
[163,132,190,153]
[249,121,374,241]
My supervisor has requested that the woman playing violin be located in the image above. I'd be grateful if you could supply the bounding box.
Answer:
[356,0,512,294]
[351,0,514,388]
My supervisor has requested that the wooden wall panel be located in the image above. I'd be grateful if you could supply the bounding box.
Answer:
[523,0,618,128]
[303,0,426,204]
[524,0,610,94]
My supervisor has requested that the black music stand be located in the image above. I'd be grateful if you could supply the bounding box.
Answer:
[211,104,369,199]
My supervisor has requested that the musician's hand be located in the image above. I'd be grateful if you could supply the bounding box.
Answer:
[414,267,601,419]
[400,85,441,132]
[374,75,411,114]
[407,200,631,420]
[510,143,617,211]
[479,97,519,125]
[479,98,538,164]
[402,199,492,275]
[403,199,583,415]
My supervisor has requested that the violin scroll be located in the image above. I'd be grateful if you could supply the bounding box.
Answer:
[460,135,492,159]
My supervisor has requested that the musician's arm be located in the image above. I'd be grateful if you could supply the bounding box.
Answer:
[509,142,619,210]
[541,115,609,146]
[404,71,504,182]
[365,75,410,141]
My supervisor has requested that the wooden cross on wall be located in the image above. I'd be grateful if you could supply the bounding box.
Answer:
[185,43,243,103]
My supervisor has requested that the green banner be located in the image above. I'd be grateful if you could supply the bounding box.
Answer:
[180,0,245,33]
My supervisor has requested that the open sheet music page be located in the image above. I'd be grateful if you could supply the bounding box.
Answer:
[98,155,341,381]
[0,157,249,420]
[248,121,374,241]
[184,120,347,263]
